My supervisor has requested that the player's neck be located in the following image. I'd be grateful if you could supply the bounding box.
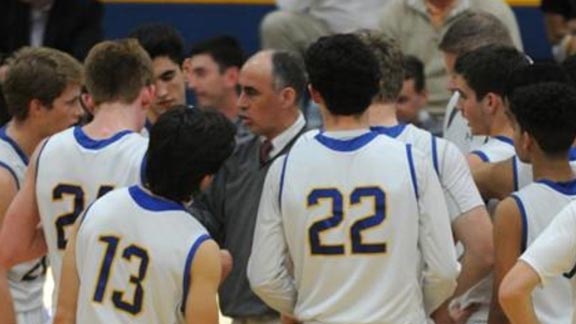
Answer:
[367,102,399,127]
[532,152,575,183]
[322,110,370,132]
[217,91,241,121]
[5,120,43,159]
[489,118,513,139]
[84,102,144,138]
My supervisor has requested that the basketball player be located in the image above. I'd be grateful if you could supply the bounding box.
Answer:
[0,39,153,309]
[357,31,493,323]
[248,34,458,323]
[0,47,83,323]
[54,108,235,324]
[489,82,576,323]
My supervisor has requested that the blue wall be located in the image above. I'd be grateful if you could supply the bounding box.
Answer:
[103,4,553,61]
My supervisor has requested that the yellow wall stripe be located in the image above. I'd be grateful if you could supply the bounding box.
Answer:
[101,0,539,6]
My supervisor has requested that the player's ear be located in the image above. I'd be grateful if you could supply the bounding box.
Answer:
[308,84,322,105]
[279,87,296,108]
[223,66,240,88]
[199,174,214,191]
[483,92,499,115]
[522,131,532,152]
[140,84,156,110]
[28,98,47,118]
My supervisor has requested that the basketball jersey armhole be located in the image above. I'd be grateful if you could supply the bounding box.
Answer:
[510,194,528,253]
[181,233,211,313]
[406,144,419,200]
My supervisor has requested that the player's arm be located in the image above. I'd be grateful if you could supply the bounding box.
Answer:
[487,197,523,324]
[247,157,297,316]
[498,261,540,324]
[466,152,486,170]
[185,239,221,324]
[0,141,48,267]
[53,221,82,324]
[416,155,460,315]
[472,158,514,201]
[0,168,19,324]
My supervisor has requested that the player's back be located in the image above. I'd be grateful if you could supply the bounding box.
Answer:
[35,126,148,299]
[514,149,576,191]
[76,186,209,324]
[279,130,430,323]
[512,179,576,323]
[0,127,46,315]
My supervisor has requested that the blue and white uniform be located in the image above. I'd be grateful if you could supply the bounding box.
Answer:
[35,126,148,304]
[76,186,210,323]
[469,136,515,163]
[0,127,48,324]
[248,130,458,324]
[511,179,576,323]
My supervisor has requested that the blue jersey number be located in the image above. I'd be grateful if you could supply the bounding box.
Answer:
[93,236,149,315]
[53,184,115,250]
[308,187,386,255]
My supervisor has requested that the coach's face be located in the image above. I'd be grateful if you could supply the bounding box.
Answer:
[237,51,283,139]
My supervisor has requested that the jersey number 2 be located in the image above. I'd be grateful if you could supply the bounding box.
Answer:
[308,187,386,255]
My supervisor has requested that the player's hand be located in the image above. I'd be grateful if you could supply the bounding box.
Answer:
[281,314,300,324]
[431,303,455,324]
[450,302,480,324]
[219,249,233,283]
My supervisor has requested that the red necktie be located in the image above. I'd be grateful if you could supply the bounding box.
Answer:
[260,139,273,165]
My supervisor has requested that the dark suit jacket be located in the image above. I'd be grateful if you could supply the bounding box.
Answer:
[0,0,104,61]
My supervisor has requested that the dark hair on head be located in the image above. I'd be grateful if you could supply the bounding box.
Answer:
[439,11,514,55]
[145,107,236,201]
[562,54,576,87]
[3,47,83,121]
[403,55,425,93]
[129,23,185,65]
[305,34,381,116]
[504,62,570,101]
[355,30,404,103]
[455,45,529,100]
[509,82,576,156]
[189,35,245,71]
[271,50,307,105]
[0,84,9,127]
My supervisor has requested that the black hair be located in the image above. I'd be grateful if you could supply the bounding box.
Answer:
[189,35,245,71]
[304,34,381,116]
[271,50,307,105]
[145,107,236,201]
[129,23,185,65]
[504,62,571,101]
[562,54,576,87]
[403,55,426,93]
[454,45,529,100]
[509,82,576,156]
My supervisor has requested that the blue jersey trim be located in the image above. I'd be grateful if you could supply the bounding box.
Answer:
[406,145,419,200]
[511,194,528,253]
[73,126,133,150]
[536,178,576,196]
[144,119,153,133]
[569,148,576,161]
[129,185,186,212]
[278,154,289,210]
[470,150,489,162]
[494,136,514,146]
[512,157,519,191]
[0,126,29,165]
[370,124,407,138]
[431,136,439,176]
[0,161,20,190]
[181,233,211,313]
[314,131,377,152]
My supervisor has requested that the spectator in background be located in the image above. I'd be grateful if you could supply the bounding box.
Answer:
[541,0,576,61]
[260,0,387,56]
[398,55,442,135]
[380,0,522,120]
[129,23,187,135]
[184,36,251,141]
[0,0,104,62]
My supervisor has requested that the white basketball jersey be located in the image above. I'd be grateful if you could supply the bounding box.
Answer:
[0,127,46,313]
[372,124,483,222]
[35,126,148,301]
[76,186,209,323]
[514,149,576,191]
[470,136,515,163]
[512,179,576,323]
[278,130,439,323]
